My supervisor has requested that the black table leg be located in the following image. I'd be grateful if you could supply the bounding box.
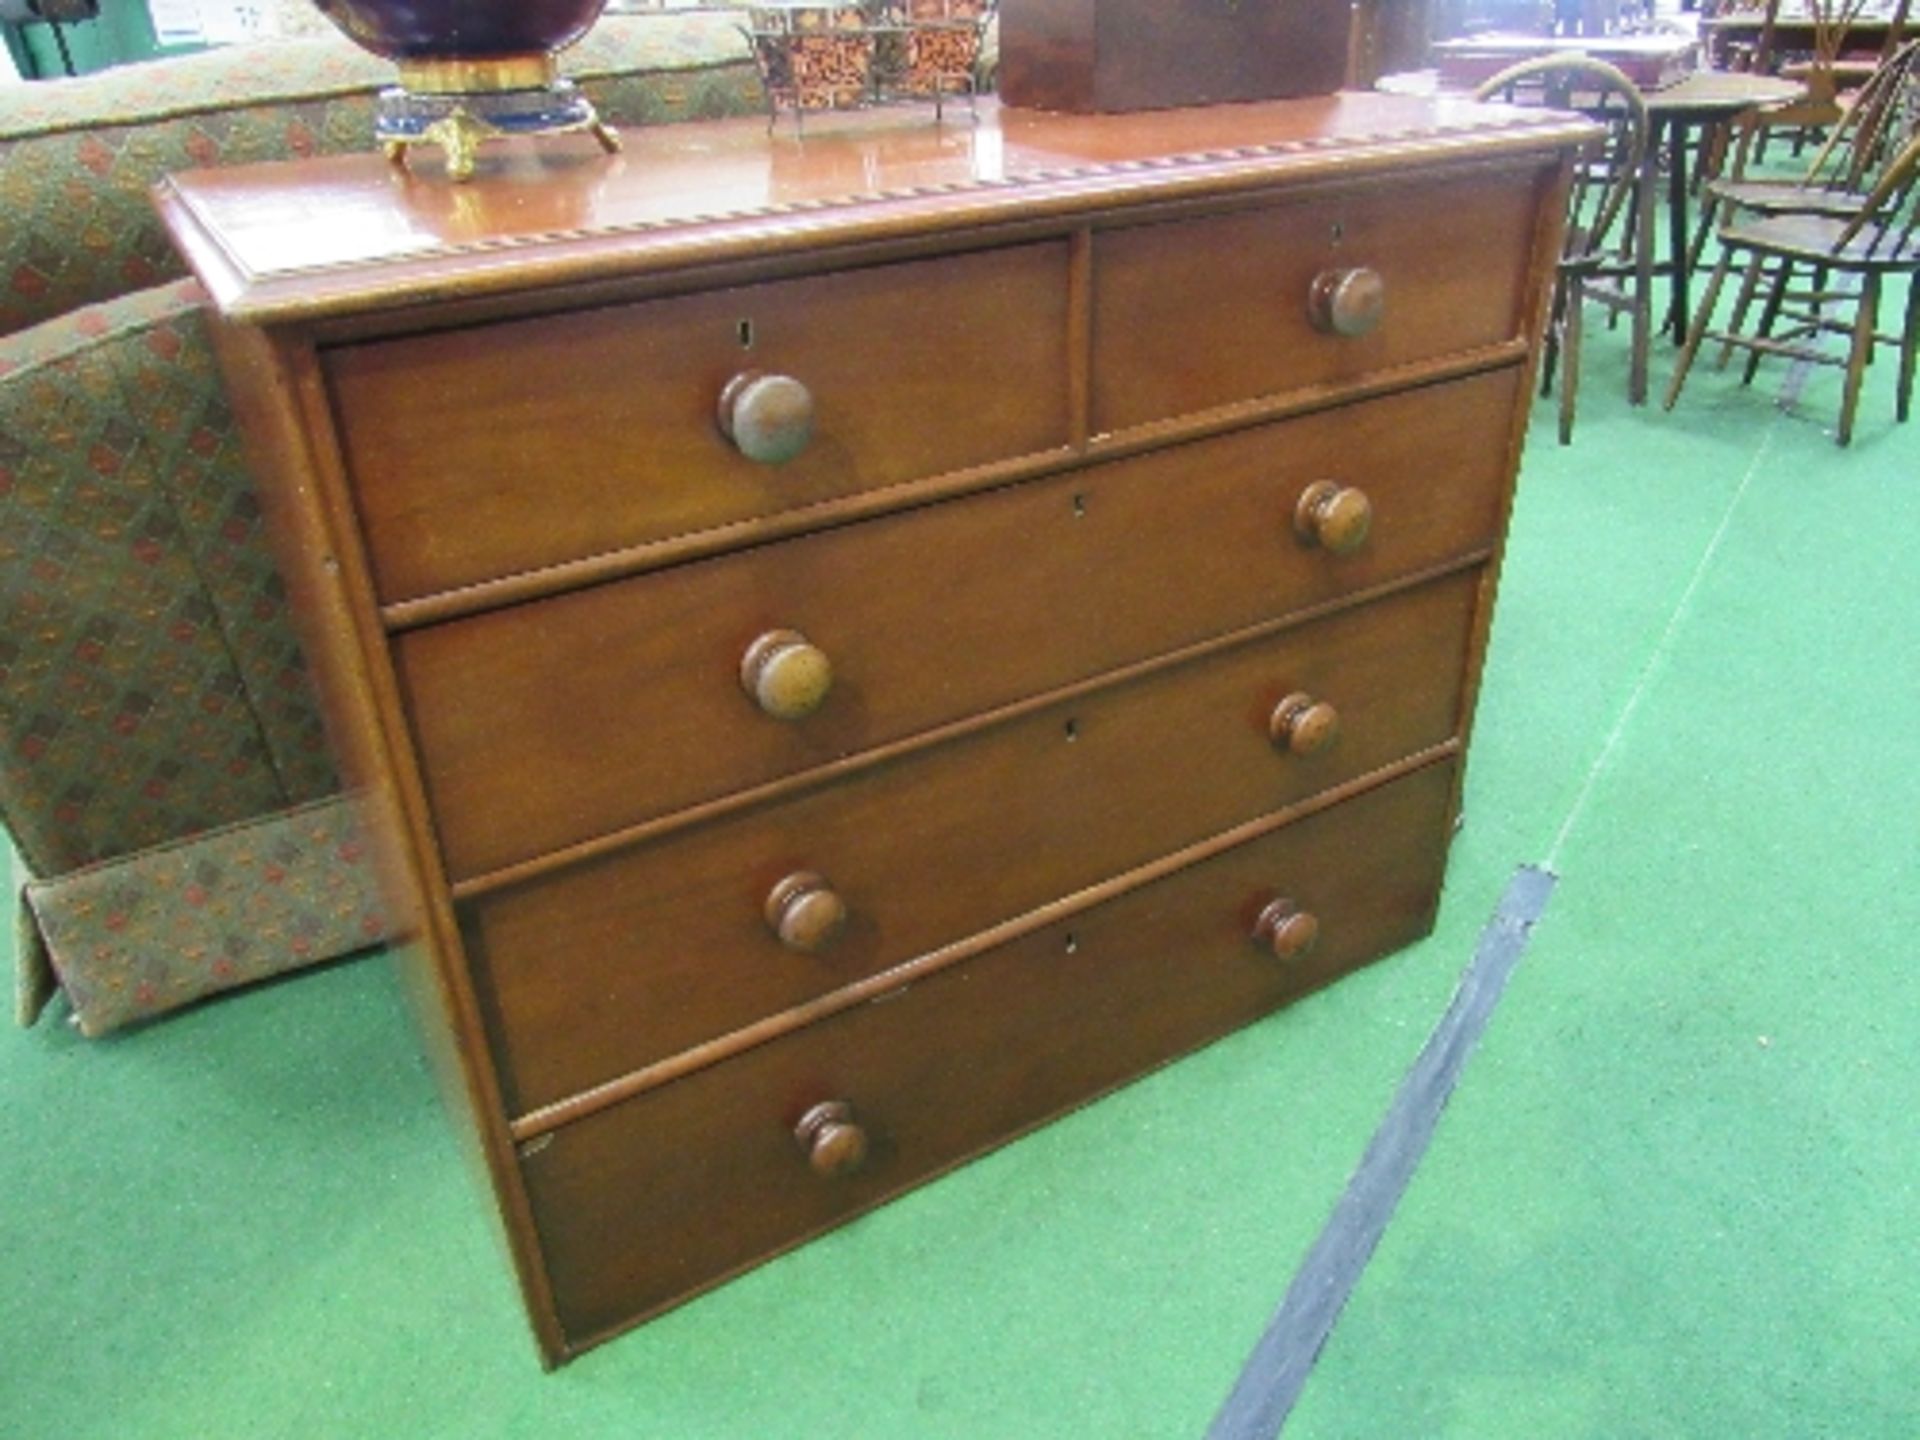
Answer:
[1665,116,1691,343]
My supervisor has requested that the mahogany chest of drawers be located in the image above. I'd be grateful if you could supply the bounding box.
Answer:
[157,93,1584,1365]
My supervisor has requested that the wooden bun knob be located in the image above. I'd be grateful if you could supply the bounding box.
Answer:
[1294,480,1373,555]
[765,871,848,954]
[717,370,815,464]
[1307,266,1387,338]
[1253,898,1321,962]
[740,629,832,720]
[794,1100,868,1178]
[1269,693,1340,756]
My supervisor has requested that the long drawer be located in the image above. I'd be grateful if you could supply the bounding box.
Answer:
[398,367,1520,880]
[325,241,1074,602]
[1091,164,1545,433]
[517,758,1458,1347]
[466,569,1479,1114]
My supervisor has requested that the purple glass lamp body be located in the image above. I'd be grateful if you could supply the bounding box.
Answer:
[311,0,609,60]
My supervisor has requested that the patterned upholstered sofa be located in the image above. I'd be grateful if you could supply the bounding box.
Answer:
[1,13,764,1035]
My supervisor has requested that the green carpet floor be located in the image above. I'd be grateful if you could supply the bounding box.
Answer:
[4,278,1915,1438]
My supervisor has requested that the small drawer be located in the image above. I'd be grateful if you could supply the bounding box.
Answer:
[324,242,1073,602]
[516,758,1457,1348]
[465,568,1480,1114]
[398,367,1517,879]
[1091,165,1548,434]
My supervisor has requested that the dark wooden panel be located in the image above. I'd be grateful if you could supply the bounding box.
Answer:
[326,242,1073,601]
[1090,167,1545,433]
[466,569,1480,1113]
[999,0,1352,113]
[519,759,1458,1347]
[397,366,1519,880]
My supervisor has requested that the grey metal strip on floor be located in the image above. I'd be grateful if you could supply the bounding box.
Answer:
[1206,863,1559,1440]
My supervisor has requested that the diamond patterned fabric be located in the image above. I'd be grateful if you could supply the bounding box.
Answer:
[26,793,386,1035]
[0,279,329,877]
[117,288,340,809]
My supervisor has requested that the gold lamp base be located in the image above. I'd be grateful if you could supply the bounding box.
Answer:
[376,55,621,182]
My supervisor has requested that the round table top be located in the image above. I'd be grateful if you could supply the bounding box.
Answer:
[1639,69,1805,115]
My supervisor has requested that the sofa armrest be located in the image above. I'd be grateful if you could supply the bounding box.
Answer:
[0,277,407,1033]
[0,280,336,878]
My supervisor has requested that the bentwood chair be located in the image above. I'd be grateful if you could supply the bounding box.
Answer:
[1665,133,1920,445]
[1475,55,1650,443]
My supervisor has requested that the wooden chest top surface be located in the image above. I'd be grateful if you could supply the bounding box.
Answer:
[154,92,1590,324]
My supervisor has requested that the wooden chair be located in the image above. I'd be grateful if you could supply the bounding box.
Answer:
[1664,133,1920,444]
[1741,0,1894,161]
[1707,46,1919,367]
[1704,36,1920,229]
[1776,0,1917,93]
[1704,0,1778,73]
[1475,54,1650,442]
